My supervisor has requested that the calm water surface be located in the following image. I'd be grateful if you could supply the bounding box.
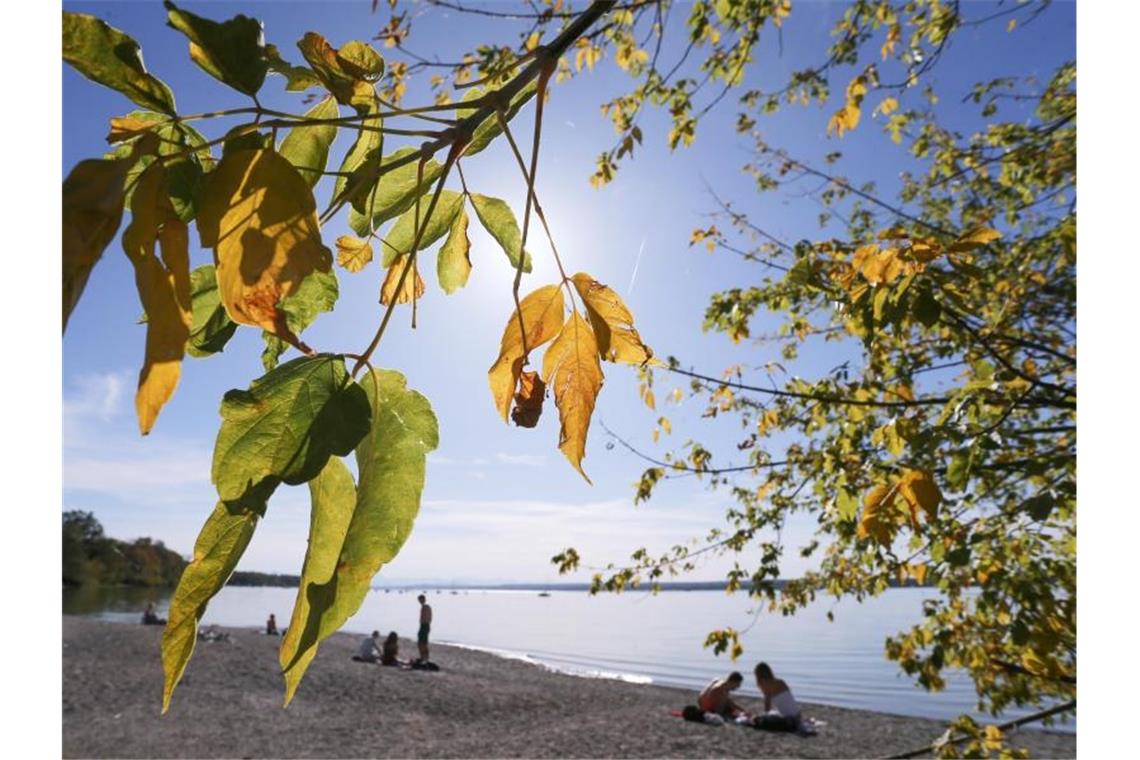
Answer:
[64,585,1073,731]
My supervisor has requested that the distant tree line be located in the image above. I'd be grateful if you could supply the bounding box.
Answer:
[227,571,301,587]
[63,511,186,587]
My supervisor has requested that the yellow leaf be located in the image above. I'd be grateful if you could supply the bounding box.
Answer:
[909,563,928,585]
[897,469,941,526]
[948,226,1002,253]
[122,163,192,435]
[488,284,566,421]
[858,483,900,545]
[335,235,374,273]
[107,114,162,143]
[62,156,133,330]
[845,77,868,102]
[874,96,899,117]
[570,272,657,366]
[861,247,903,285]
[379,254,426,306]
[983,725,1004,751]
[196,149,333,347]
[639,383,656,410]
[828,104,861,138]
[510,370,545,428]
[910,239,943,263]
[543,312,604,482]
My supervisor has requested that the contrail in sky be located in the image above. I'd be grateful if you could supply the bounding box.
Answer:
[628,236,646,294]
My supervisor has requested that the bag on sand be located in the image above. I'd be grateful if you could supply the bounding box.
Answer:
[681,705,704,723]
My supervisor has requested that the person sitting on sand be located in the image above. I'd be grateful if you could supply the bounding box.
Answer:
[752,662,803,731]
[697,671,746,718]
[266,613,278,636]
[356,630,382,663]
[381,631,402,666]
[141,603,165,626]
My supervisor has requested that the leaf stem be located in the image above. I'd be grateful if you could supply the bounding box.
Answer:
[351,142,464,376]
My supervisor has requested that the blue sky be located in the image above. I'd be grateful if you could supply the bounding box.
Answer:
[62,0,1075,582]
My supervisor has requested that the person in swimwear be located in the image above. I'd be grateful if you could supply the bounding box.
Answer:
[697,671,746,718]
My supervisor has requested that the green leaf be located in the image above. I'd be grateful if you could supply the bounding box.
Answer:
[63,156,134,331]
[221,126,272,156]
[437,207,472,294]
[211,355,370,504]
[1023,494,1055,522]
[470,194,533,273]
[380,190,465,266]
[164,1,267,96]
[348,147,445,235]
[912,286,941,328]
[161,498,264,713]
[265,44,321,91]
[458,82,538,157]
[186,265,238,358]
[278,97,340,188]
[337,41,384,80]
[278,369,438,700]
[332,102,383,212]
[280,457,357,705]
[63,12,176,113]
[786,258,814,287]
[261,270,339,371]
[107,113,213,222]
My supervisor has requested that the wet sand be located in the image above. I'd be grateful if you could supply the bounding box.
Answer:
[63,617,1074,758]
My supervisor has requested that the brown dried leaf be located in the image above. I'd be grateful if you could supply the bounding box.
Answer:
[510,370,546,428]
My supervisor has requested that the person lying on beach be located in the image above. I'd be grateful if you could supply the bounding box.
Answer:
[381,631,403,666]
[197,625,230,642]
[697,672,746,718]
[141,603,165,626]
[751,662,803,732]
[354,631,382,663]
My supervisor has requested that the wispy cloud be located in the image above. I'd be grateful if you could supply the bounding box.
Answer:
[494,452,547,466]
[64,370,130,422]
[382,494,733,581]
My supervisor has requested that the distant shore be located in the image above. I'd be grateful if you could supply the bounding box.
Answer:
[63,617,1074,759]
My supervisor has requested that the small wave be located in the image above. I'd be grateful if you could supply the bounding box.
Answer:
[438,640,654,685]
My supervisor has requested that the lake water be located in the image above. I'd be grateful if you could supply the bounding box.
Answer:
[63,585,1073,731]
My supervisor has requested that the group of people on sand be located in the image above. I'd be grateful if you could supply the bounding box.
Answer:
[355,594,434,669]
[695,662,810,733]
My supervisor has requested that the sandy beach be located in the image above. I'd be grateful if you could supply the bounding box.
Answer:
[63,617,1074,758]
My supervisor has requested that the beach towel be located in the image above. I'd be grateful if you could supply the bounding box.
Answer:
[672,707,823,735]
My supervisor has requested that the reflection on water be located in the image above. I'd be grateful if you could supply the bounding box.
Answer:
[63,584,171,619]
[63,585,1073,732]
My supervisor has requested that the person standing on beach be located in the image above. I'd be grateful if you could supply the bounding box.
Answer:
[416,594,433,663]
[266,613,278,636]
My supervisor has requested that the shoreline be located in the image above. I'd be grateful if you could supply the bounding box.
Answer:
[63,617,1075,758]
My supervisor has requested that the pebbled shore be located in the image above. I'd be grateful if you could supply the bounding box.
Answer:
[63,617,1074,758]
